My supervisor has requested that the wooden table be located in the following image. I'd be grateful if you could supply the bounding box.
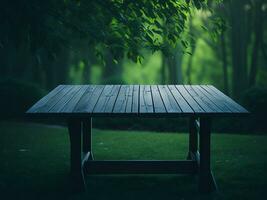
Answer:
[26,85,249,193]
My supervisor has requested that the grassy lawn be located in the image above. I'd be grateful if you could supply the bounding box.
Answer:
[0,121,267,200]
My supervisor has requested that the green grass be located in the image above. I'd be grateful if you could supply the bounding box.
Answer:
[0,121,267,200]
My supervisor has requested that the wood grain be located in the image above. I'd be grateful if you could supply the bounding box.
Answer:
[26,84,249,117]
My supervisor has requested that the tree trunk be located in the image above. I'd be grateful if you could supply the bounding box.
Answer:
[262,43,267,66]
[186,15,195,85]
[167,56,177,84]
[249,0,263,87]
[41,49,56,89]
[168,45,183,84]
[82,59,91,84]
[54,49,70,85]
[32,53,45,87]
[161,54,166,84]
[230,0,249,98]
[175,51,183,84]
[221,31,229,94]
[102,51,123,84]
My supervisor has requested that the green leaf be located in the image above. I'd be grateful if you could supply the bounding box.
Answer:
[145,34,154,44]
[201,25,208,31]
[152,29,163,35]
[154,20,162,29]
[168,34,176,43]
[193,0,201,9]
[181,40,188,48]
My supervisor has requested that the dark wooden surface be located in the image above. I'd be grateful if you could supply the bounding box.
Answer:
[84,160,198,174]
[26,85,249,117]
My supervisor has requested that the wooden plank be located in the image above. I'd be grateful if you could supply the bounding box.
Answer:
[189,151,200,166]
[207,85,248,113]
[198,85,232,113]
[84,160,197,174]
[49,86,82,112]
[158,85,181,113]
[132,85,139,113]
[27,85,64,113]
[175,85,204,113]
[151,85,166,113]
[36,85,73,113]
[67,119,85,192]
[103,85,121,113]
[60,86,89,113]
[82,151,91,166]
[190,85,224,113]
[93,85,121,113]
[199,117,217,193]
[139,85,154,113]
[183,85,215,113]
[125,85,134,113]
[73,85,104,113]
[168,85,193,113]
[113,85,131,113]
[82,119,93,160]
[187,117,198,160]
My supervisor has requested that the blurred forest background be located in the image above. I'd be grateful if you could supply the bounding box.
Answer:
[1,0,267,133]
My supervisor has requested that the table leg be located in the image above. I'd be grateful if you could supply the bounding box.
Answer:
[187,117,199,161]
[82,118,93,160]
[68,119,85,192]
[198,117,217,193]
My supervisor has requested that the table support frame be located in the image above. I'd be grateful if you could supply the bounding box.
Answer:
[67,116,217,193]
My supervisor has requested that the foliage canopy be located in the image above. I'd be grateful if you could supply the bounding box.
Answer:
[2,0,209,63]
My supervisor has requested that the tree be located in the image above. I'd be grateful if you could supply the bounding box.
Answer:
[0,0,214,89]
[249,0,265,86]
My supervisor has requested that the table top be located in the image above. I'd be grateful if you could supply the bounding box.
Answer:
[26,85,249,118]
